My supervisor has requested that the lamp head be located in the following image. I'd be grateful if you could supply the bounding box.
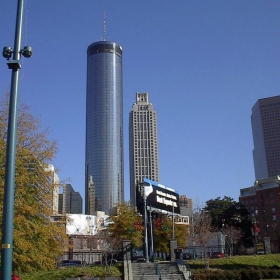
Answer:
[2,46,13,59]
[21,46,32,58]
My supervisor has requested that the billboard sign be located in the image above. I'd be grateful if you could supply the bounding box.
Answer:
[140,178,180,214]
[66,214,110,236]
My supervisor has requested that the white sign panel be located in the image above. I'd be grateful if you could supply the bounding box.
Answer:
[66,214,110,236]
[66,214,98,235]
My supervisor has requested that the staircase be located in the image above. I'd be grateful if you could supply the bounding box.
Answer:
[131,262,188,280]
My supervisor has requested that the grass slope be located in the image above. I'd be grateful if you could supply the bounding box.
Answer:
[20,255,280,280]
[188,254,280,269]
[20,264,122,280]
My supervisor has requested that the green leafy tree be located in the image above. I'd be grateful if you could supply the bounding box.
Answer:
[203,196,253,248]
[107,202,144,250]
[0,96,67,273]
[153,215,188,253]
[204,196,247,228]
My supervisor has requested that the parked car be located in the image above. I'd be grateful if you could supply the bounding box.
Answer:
[211,252,225,258]
[94,258,118,265]
[93,260,102,265]
[58,260,83,267]
[132,255,146,262]
[183,253,192,260]
[12,272,20,280]
[106,259,118,265]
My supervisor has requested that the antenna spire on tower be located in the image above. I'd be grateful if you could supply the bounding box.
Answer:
[103,11,106,41]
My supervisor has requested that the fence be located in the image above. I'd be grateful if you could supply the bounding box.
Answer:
[58,250,102,265]
[185,239,280,258]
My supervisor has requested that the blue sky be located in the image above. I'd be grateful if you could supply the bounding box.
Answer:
[1,1,280,210]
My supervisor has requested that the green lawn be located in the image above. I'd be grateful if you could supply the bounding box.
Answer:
[188,254,280,269]
[187,254,280,280]
[19,254,280,280]
[20,264,123,280]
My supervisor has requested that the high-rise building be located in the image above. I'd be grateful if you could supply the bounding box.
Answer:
[59,184,82,214]
[85,41,124,215]
[129,92,159,206]
[251,95,280,180]
[45,164,59,215]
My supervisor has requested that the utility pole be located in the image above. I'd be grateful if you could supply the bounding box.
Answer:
[144,190,149,263]
[142,182,153,263]
[149,207,154,261]
[1,1,32,279]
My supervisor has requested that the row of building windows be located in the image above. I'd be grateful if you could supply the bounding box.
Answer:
[132,115,154,119]
[260,102,280,108]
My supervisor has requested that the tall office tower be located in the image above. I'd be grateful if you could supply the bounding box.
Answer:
[45,164,59,215]
[129,92,159,206]
[252,95,280,180]
[59,184,82,214]
[86,41,124,215]
[86,175,95,215]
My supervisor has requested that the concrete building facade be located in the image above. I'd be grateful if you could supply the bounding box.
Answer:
[45,164,59,215]
[239,176,280,248]
[129,92,159,206]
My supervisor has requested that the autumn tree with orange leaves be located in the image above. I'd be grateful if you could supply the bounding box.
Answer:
[0,95,67,273]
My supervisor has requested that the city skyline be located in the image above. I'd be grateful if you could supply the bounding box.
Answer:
[1,1,280,209]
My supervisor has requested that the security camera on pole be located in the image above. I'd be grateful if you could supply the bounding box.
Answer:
[1,1,32,279]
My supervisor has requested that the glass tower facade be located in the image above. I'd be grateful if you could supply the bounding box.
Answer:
[86,41,124,215]
[252,95,280,180]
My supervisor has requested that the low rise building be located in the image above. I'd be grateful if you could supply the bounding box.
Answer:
[239,176,280,246]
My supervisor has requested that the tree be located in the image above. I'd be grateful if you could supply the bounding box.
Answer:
[153,215,188,254]
[204,196,249,228]
[203,196,253,248]
[192,210,213,262]
[0,96,67,273]
[222,225,242,257]
[96,229,121,275]
[107,201,144,250]
[92,202,143,275]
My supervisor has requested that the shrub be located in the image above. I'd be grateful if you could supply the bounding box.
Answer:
[193,267,280,280]
[240,268,262,280]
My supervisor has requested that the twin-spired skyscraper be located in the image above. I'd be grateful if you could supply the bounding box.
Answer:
[85,41,124,214]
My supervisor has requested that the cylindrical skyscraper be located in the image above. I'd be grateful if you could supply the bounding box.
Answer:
[86,41,124,215]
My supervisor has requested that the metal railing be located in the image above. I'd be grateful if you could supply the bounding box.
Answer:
[179,262,193,280]
[155,262,162,280]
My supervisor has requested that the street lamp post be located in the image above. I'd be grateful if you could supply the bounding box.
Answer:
[263,209,268,237]
[191,215,196,260]
[172,203,175,239]
[1,1,32,279]
[142,182,153,263]
[143,191,149,263]
[149,207,154,261]
[190,208,200,260]
[254,231,258,254]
